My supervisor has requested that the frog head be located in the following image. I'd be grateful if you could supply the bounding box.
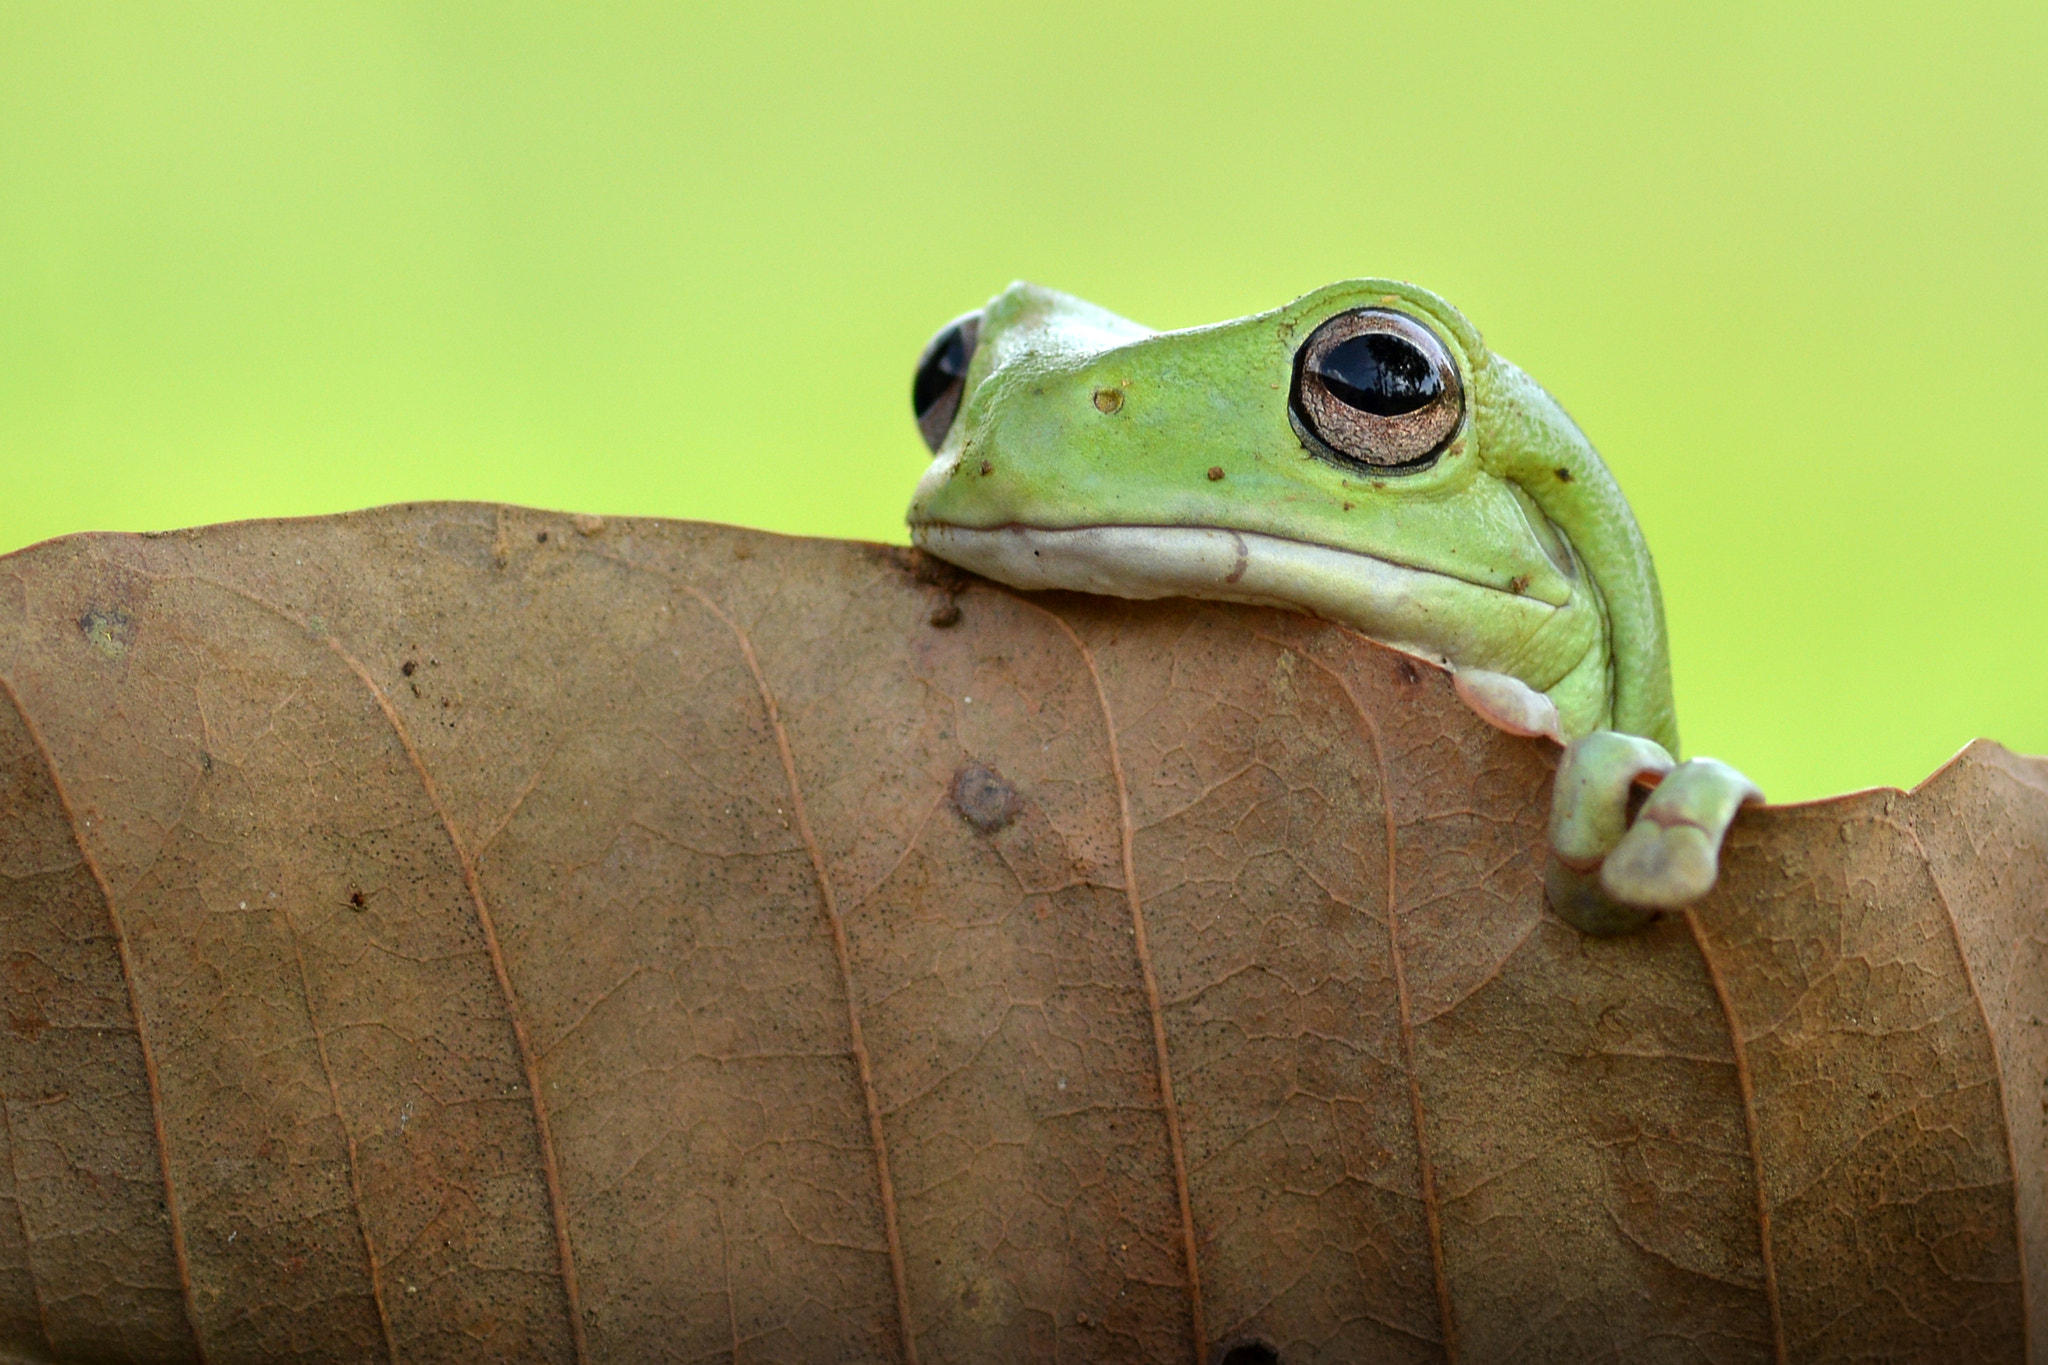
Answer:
[906,280,1676,752]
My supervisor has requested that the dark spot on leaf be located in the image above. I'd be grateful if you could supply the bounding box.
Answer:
[349,889,367,911]
[1509,574,1531,595]
[929,598,962,628]
[903,547,971,590]
[9,1004,47,1041]
[79,607,133,660]
[536,531,549,543]
[1207,466,1225,481]
[1554,466,1573,482]
[952,762,1020,833]
[1216,1338,1281,1365]
[402,660,418,677]
[200,751,214,774]
[979,459,993,476]
[1396,658,1421,685]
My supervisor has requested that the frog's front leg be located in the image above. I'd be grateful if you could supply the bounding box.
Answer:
[1544,731,1764,934]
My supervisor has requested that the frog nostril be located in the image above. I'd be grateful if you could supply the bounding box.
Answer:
[913,311,983,452]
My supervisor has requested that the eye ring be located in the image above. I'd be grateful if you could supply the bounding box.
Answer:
[912,311,982,452]
[1288,308,1463,471]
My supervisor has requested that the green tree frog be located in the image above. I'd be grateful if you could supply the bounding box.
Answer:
[904,280,1761,933]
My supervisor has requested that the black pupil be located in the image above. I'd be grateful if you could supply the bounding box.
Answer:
[913,323,972,418]
[1312,333,1441,417]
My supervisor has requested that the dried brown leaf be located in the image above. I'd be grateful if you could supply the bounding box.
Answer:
[0,505,2039,1364]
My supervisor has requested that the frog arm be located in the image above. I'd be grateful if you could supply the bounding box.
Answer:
[1472,355,1678,754]
[1470,357,1768,927]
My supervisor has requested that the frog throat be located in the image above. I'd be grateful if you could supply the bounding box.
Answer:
[910,521,1614,739]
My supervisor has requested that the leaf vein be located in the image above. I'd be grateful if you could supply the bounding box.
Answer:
[1034,603,1207,1364]
[0,673,208,1363]
[1256,632,1457,1361]
[321,639,591,1364]
[671,582,921,1365]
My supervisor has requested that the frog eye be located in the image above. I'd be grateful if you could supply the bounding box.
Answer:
[1289,308,1463,471]
[912,311,982,452]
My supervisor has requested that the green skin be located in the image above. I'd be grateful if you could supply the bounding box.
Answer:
[907,281,1760,930]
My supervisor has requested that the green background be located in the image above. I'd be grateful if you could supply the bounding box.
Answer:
[3,3,2043,802]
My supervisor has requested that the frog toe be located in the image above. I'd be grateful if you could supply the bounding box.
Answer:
[1548,731,1676,867]
[1595,757,1763,914]
[1545,858,1660,935]
[1598,816,1722,910]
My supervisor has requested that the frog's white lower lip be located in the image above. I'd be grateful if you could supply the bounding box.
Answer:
[908,521,1557,666]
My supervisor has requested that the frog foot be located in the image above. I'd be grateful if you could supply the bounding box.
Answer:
[1544,732,1764,934]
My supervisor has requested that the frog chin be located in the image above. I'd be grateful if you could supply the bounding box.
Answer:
[910,521,1581,737]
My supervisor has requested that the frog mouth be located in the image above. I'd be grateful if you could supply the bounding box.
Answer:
[908,521,1567,668]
